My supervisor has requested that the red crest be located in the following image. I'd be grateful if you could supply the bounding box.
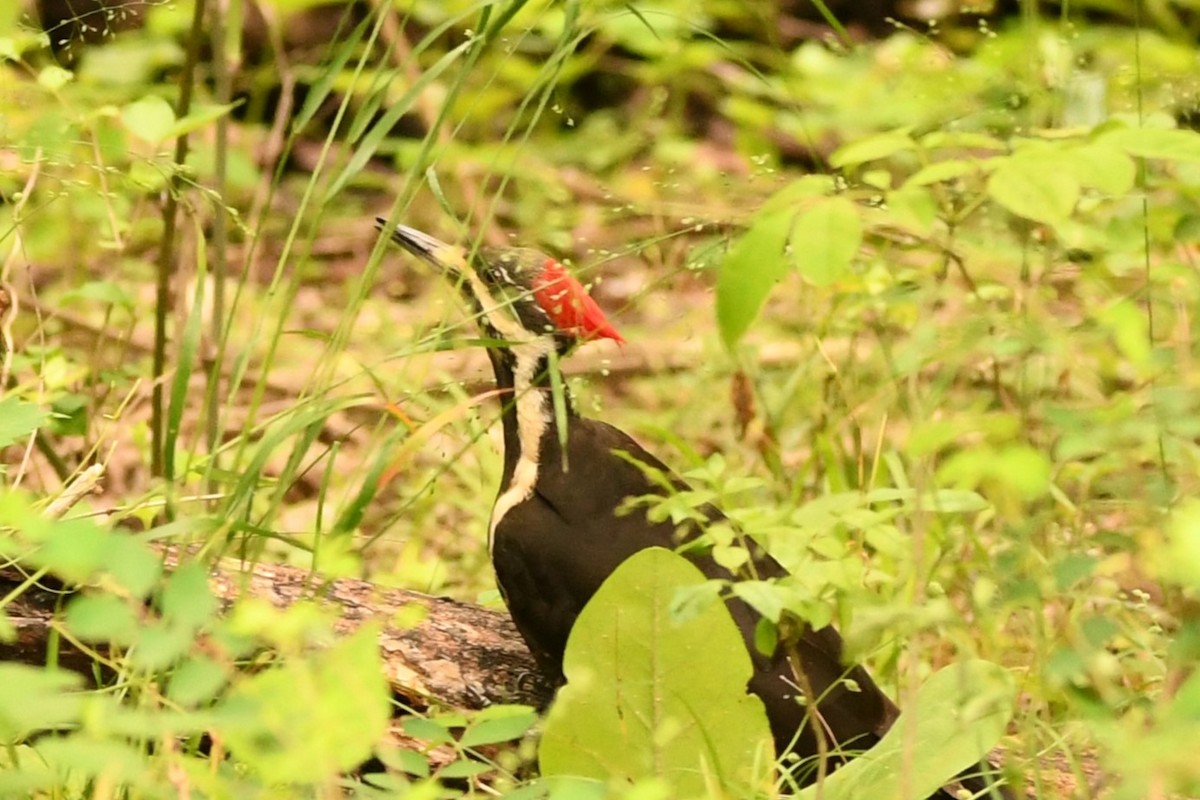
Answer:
[531,259,624,343]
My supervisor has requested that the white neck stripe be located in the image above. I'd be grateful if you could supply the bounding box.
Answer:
[465,271,555,554]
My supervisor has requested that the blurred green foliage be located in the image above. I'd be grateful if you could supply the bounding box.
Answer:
[2,0,1200,796]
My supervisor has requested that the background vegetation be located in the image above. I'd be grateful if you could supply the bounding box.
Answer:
[2,0,1200,796]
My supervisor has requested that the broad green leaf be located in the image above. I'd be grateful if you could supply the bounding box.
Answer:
[919,131,1007,151]
[540,548,773,796]
[760,175,838,214]
[167,656,229,706]
[717,208,792,348]
[830,129,915,169]
[1100,126,1200,163]
[218,624,390,783]
[129,621,192,671]
[796,660,1014,800]
[730,580,786,623]
[938,444,1051,501]
[791,197,862,286]
[30,736,147,782]
[161,562,219,632]
[904,159,977,187]
[120,95,176,144]
[1159,500,1200,590]
[882,185,938,236]
[0,397,48,447]
[402,716,456,746]
[459,705,538,748]
[0,665,82,740]
[100,535,162,598]
[1060,142,1136,195]
[987,153,1080,225]
[66,594,140,646]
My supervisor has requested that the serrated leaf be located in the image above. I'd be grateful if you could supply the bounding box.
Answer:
[540,548,772,796]
[717,208,793,347]
[791,197,862,286]
[796,660,1013,800]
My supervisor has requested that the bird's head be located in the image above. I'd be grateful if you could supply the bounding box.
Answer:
[377,220,624,349]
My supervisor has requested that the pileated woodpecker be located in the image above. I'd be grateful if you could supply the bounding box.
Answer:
[378,220,1010,798]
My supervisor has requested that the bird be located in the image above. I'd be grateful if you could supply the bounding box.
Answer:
[377,219,1011,798]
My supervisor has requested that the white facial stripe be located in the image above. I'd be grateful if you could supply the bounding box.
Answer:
[458,262,556,553]
[460,269,532,343]
[488,336,553,552]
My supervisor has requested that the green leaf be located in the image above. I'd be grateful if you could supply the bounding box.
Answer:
[1159,500,1200,590]
[0,665,82,740]
[61,280,136,309]
[401,715,456,746]
[730,580,786,623]
[218,624,390,783]
[32,736,148,781]
[830,129,915,169]
[36,65,72,91]
[439,759,493,779]
[796,660,1014,800]
[161,562,218,632]
[101,535,163,599]
[459,705,538,748]
[540,548,773,796]
[791,197,862,286]
[167,102,238,139]
[129,621,192,671]
[987,153,1080,225]
[34,519,113,579]
[1060,142,1136,195]
[167,656,229,706]
[904,159,978,187]
[121,95,176,144]
[717,208,793,348]
[1100,126,1200,163]
[883,185,938,236]
[0,397,48,448]
[66,594,140,646]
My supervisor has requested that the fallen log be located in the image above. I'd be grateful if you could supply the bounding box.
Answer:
[0,554,553,712]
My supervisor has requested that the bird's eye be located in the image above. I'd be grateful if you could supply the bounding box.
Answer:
[489,263,515,286]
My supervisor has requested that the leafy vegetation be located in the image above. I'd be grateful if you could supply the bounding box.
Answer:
[2,0,1200,797]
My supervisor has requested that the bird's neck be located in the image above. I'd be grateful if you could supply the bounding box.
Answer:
[486,339,574,548]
